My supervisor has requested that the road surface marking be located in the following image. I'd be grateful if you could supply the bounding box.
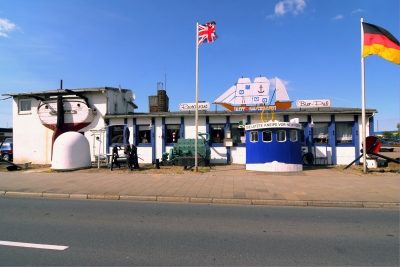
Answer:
[0,240,68,250]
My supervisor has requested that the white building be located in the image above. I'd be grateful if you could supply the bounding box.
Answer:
[3,86,377,166]
[4,87,137,164]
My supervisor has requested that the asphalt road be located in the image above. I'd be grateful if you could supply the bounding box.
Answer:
[0,197,399,266]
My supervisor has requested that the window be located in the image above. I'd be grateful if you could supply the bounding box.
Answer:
[231,123,245,145]
[300,122,307,143]
[138,125,151,144]
[336,122,353,144]
[313,123,329,143]
[250,131,258,142]
[110,125,124,144]
[166,124,180,144]
[277,130,286,142]
[290,130,297,142]
[19,99,31,114]
[262,131,272,142]
[210,124,224,143]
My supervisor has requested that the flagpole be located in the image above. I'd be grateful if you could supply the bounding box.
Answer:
[361,17,367,173]
[195,22,199,172]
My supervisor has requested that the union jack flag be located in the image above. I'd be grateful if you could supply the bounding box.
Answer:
[198,21,218,45]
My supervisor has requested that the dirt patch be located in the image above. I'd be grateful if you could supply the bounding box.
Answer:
[1,161,398,176]
[0,162,212,175]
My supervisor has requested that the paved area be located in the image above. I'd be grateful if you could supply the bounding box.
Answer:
[0,165,399,208]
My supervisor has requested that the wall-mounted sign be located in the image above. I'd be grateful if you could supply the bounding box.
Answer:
[179,102,210,111]
[234,106,276,112]
[245,122,302,131]
[296,99,331,108]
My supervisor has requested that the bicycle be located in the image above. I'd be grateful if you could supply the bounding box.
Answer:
[302,148,314,166]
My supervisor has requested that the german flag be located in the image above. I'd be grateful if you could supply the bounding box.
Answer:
[362,22,400,65]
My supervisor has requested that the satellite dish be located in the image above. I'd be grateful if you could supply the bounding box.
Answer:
[124,91,134,102]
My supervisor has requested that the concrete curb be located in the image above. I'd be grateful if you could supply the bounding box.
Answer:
[43,193,70,198]
[157,196,190,203]
[70,194,88,199]
[363,202,400,209]
[252,200,308,206]
[308,201,364,208]
[1,191,399,209]
[120,195,157,201]
[5,191,43,197]
[213,198,252,205]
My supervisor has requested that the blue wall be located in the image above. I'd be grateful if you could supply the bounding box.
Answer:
[246,128,302,165]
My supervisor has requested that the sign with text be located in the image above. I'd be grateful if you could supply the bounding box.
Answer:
[179,102,210,111]
[296,99,331,108]
[245,122,302,131]
[234,106,276,112]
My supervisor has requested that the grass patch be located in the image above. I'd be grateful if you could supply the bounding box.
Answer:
[334,161,400,175]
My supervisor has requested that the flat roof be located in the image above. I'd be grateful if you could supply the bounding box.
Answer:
[2,87,138,109]
[2,87,125,97]
[104,107,377,118]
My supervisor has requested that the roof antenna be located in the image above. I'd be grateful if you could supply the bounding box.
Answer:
[60,79,63,90]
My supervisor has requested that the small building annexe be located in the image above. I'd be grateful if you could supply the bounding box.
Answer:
[3,87,376,167]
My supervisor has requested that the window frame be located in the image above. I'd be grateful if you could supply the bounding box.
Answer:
[336,121,354,145]
[290,130,298,142]
[262,130,272,142]
[18,99,32,114]
[300,122,307,145]
[231,123,246,146]
[109,125,125,146]
[210,124,225,146]
[277,130,286,142]
[137,125,152,146]
[250,131,258,143]
[312,122,329,144]
[165,124,181,145]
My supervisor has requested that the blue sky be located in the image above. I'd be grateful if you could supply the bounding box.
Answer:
[1,0,399,131]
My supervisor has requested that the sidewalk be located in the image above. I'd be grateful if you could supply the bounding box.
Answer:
[0,165,399,209]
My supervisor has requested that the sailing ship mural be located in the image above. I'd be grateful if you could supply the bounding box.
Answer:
[213,76,292,111]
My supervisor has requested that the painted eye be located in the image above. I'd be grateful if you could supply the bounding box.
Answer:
[77,104,81,107]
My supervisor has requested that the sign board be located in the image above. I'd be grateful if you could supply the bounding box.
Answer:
[245,122,302,131]
[233,106,276,112]
[224,139,233,147]
[296,99,331,108]
[179,102,210,111]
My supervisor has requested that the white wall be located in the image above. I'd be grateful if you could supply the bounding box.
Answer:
[184,116,206,138]
[13,98,53,164]
[231,146,246,164]
[210,146,227,164]
[82,93,109,161]
[335,115,354,121]
[106,89,135,115]
[336,146,356,165]
[165,117,180,124]
[291,114,307,122]
[137,146,152,163]
[155,117,163,160]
